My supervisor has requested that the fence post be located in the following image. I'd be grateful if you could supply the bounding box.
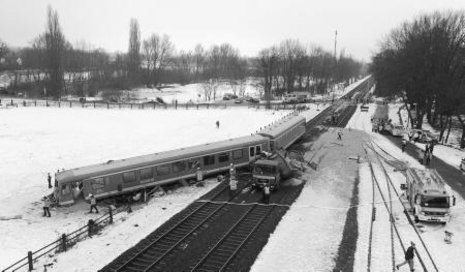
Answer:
[109,206,113,224]
[35,100,37,107]
[61,233,67,251]
[58,101,60,108]
[87,219,94,237]
[28,251,33,271]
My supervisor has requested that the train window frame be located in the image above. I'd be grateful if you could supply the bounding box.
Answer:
[249,146,255,157]
[256,145,262,154]
[218,152,229,163]
[140,168,153,182]
[172,161,186,173]
[232,149,243,160]
[188,159,200,171]
[156,164,171,176]
[203,155,215,166]
[91,177,106,193]
[123,171,136,183]
[61,183,71,195]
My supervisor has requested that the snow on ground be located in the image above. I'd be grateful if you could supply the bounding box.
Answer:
[299,102,330,122]
[349,102,465,272]
[110,79,263,104]
[252,129,368,272]
[0,106,292,269]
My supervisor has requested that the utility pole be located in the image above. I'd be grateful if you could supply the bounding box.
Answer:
[334,30,338,59]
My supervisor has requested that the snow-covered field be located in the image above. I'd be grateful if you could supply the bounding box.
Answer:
[0,106,297,269]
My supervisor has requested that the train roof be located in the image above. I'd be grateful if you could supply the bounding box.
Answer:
[258,114,305,138]
[57,134,268,183]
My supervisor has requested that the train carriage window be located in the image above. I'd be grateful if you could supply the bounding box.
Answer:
[232,149,243,159]
[172,161,186,173]
[140,168,153,182]
[203,155,215,166]
[91,178,105,193]
[256,145,262,154]
[123,172,136,183]
[249,146,255,157]
[188,160,200,171]
[218,153,229,163]
[61,184,71,195]
[156,164,171,176]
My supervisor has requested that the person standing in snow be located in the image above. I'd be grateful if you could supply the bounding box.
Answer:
[43,197,51,217]
[337,129,343,141]
[216,120,220,128]
[396,241,416,271]
[401,139,407,152]
[47,173,52,189]
[89,194,99,213]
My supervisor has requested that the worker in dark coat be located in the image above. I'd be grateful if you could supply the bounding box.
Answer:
[43,197,51,217]
[89,194,99,213]
[262,183,270,204]
[396,241,416,271]
[401,139,407,152]
[47,173,52,188]
[216,121,220,128]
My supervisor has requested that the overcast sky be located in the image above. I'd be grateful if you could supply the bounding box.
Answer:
[1,0,464,61]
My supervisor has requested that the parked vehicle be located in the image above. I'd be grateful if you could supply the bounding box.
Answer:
[222,93,238,100]
[245,97,259,104]
[283,93,298,103]
[403,168,455,224]
[411,129,438,143]
[360,104,369,112]
[390,125,405,137]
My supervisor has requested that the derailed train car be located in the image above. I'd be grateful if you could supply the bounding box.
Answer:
[54,114,307,205]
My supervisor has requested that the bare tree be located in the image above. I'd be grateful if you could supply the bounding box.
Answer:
[0,39,7,63]
[128,18,141,82]
[44,5,66,98]
[142,33,174,87]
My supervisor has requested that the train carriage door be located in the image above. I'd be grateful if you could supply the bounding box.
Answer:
[58,182,75,205]
[249,146,256,160]
[256,145,262,155]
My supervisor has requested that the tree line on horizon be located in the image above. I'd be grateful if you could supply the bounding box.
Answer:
[0,5,364,101]
[371,10,465,147]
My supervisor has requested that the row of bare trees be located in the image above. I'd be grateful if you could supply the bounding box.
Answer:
[371,11,465,147]
[256,40,363,102]
[0,6,364,101]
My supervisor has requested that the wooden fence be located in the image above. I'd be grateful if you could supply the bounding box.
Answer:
[2,206,128,272]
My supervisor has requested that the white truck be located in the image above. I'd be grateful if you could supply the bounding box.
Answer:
[404,168,455,224]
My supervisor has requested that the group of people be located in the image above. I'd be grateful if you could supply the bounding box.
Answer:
[423,141,435,165]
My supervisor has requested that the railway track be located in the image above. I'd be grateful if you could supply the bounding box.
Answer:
[190,183,300,272]
[190,204,273,271]
[100,176,248,272]
[365,142,439,272]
